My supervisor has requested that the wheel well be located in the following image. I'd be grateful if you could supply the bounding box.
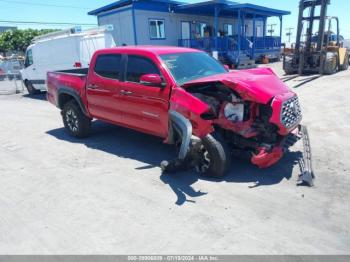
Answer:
[58,93,75,109]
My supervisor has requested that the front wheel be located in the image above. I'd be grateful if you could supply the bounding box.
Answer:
[62,100,91,138]
[195,133,231,178]
[25,80,40,95]
[323,52,338,75]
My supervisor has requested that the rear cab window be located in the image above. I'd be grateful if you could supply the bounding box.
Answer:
[126,55,161,83]
[94,54,121,80]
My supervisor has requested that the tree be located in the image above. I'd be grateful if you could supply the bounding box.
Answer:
[0,29,58,53]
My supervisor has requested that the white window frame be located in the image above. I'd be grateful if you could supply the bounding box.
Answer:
[149,19,165,40]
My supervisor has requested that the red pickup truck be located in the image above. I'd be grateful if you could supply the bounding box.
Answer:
[47,46,313,185]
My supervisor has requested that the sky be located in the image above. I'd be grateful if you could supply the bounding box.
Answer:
[0,0,349,41]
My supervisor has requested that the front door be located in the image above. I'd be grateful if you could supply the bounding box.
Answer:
[181,22,191,47]
[23,48,40,88]
[117,55,170,138]
[181,22,191,39]
[86,53,123,124]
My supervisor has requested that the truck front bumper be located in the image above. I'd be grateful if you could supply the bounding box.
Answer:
[251,125,315,186]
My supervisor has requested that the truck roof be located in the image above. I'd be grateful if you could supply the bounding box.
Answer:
[99,46,202,56]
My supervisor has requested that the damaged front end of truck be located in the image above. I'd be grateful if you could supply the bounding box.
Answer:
[162,67,314,186]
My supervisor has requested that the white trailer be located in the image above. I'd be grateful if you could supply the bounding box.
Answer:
[21,25,115,94]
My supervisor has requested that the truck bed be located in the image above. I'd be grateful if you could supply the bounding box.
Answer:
[47,68,88,108]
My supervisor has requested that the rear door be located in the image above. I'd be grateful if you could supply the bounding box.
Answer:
[86,53,123,123]
[117,54,170,138]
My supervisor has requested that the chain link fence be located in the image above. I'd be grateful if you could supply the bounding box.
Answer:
[0,56,25,95]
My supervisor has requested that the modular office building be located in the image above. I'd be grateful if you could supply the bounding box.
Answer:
[88,0,290,64]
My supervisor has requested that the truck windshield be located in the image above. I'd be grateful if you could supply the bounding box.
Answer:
[160,52,227,85]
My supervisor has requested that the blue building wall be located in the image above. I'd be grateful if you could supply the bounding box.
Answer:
[135,9,264,46]
[97,5,135,46]
[90,0,288,62]
[98,7,264,47]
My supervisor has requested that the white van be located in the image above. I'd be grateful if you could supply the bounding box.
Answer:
[21,25,115,94]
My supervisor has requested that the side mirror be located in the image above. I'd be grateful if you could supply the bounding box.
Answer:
[223,64,230,71]
[140,74,165,88]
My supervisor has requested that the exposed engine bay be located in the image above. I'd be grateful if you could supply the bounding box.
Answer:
[163,70,313,187]
[184,81,304,171]
[186,82,280,146]
[189,82,247,122]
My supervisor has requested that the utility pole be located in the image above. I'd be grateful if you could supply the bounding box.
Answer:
[267,23,277,36]
[285,27,294,43]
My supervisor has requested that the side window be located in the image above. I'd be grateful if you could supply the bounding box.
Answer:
[94,54,121,80]
[195,22,207,37]
[149,19,165,39]
[126,56,160,83]
[25,49,33,68]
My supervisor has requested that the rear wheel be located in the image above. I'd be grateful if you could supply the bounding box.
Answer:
[195,132,231,178]
[323,52,338,75]
[62,100,91,138]
[25,80,40,95]
[339,52,349,71]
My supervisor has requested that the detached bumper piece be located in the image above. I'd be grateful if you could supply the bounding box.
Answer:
[251,125,315,187]
[161,110,192,174]
[251,126,302,169]
[298,125,315,187]
[251,147,283,168]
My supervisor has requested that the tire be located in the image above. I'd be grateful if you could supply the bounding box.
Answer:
[339,52,349,71]
[196,132,231,178]
[283,56,297,75]
[25,80,40,95]
[323,52,338,75]
[62,100,91,138]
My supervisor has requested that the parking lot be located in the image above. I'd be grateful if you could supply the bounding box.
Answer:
[0,63,349,254]
[0,79,23,95]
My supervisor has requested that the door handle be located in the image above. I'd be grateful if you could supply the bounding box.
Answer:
[120,90,133,95]
[88,84,99,90]
[32,68,36,71]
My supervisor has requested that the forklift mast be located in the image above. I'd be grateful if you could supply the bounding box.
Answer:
[295,0,330,54]
[284,0,348,75]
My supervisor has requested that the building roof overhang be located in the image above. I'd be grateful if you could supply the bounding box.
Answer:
[88,0,290,18]
[174,0,290,17]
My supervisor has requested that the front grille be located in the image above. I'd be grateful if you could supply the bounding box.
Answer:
[281,96,302,128]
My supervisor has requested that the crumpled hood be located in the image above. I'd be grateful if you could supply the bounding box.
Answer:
[182,67,294,104]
